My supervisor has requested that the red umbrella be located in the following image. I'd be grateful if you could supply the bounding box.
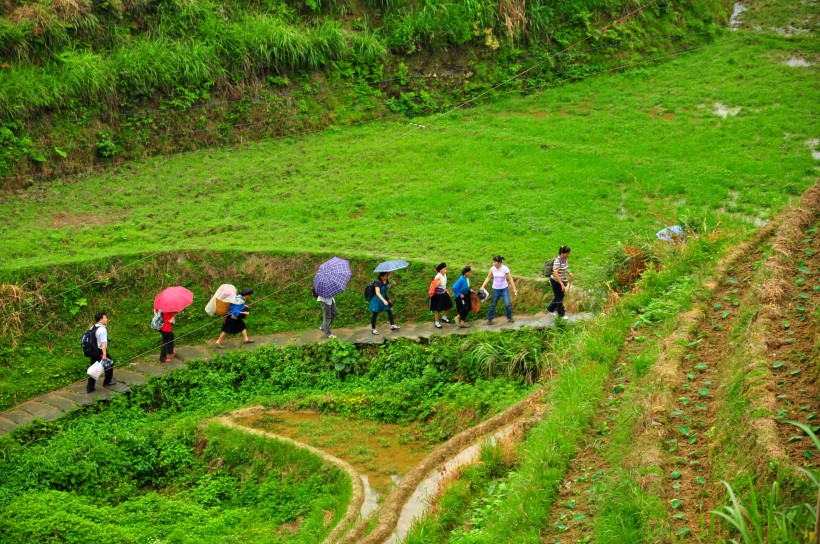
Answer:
[154,286,194,313]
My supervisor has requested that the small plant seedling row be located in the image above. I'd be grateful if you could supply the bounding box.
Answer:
[660,255,762,540]
[767,222,820,466]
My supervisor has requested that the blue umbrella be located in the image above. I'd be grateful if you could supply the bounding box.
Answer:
[374,259,410,273]
[313,257,352,298]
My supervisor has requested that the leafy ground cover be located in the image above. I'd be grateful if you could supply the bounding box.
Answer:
[1,16,814,409]
[0,0,726,180]
[3,28,817,275]
[0,328,540,543]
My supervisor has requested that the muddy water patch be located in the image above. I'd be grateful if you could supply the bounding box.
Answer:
[784,57,813,67]
[386,421,523,544]
[728,2,747,30]
[236,410,437,501]
[712,101,742,118]
[806,138,820,161]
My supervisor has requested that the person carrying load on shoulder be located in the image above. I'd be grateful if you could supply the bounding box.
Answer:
[547,246,574,320]
[452,266,473,328]
[428,262,453,329]
[215,288,254,348]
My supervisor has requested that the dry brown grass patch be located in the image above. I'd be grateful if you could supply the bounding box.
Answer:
[0,284,42,347]
[51,0,91,19]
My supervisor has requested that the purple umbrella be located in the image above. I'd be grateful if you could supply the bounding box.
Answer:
[313,257,352,298]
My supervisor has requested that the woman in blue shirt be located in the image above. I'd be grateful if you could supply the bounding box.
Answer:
[452,266,473,327]
[369,272,400,335]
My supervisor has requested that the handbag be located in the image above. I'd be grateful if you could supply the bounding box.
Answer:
[101,357,114,370]
[428,278,439,297]
[87,361,104,380]
[469,290,481,313]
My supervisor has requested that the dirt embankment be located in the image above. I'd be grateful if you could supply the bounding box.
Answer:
[749,183,820,468]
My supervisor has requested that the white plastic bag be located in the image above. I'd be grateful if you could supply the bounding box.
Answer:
[87,361,104,381]
[204,295,217,316]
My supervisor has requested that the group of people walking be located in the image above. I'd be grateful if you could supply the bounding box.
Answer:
[320,248,574,337]
[83,248,573,392]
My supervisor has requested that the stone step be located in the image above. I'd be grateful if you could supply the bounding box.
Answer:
[37,394,79,413]
[66,382,112,404]
[17,400,64,421]
[2,410,34,426]
[0,416,17,435]
[130,361,171,377]
[115,368,149,387]
[174,346,211,363]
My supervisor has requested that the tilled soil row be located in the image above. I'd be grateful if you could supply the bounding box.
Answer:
[541,343,638,541]
[619,220,780,542]
[658,253,764,539]
[753,183,820,468]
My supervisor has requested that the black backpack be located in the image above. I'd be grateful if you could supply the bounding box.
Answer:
[81,325,101,358]
[364,281,377,301]
[543,257,558,277]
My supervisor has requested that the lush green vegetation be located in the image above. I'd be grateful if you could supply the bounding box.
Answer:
[0,0,728,179]
[3,29,816,271]
[0,328,539,542]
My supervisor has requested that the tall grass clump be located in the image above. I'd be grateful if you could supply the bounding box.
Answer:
[0,18,32,62]
[350,31,387,64]
[710,421,819,543]
[112,38,222,98]
[385,0,498,52]
[233,16,346,73]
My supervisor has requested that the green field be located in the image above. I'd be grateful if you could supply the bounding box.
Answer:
[1,1,818,542]
[5,31,816,277]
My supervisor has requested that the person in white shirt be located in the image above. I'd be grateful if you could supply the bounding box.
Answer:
[479,256,517,325]
[429,262,453,328]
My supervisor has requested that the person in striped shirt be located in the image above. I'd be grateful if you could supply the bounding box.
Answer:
[547,246,574,319]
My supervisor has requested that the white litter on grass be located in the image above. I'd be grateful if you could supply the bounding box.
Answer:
[806,139,820,160]
[728,3,747,30]
[713,101,742,118]
[770,25,811,36]
[784,57,813,67]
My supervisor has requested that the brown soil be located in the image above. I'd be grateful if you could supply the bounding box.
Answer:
[48,212,112,229]
[760,206,819,467]
[541,347,634,542]
[658,255,764,539]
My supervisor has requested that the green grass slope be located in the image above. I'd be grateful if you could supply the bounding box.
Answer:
[4,30,817,276]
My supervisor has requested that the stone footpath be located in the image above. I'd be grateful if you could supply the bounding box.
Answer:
[0,311,591,436]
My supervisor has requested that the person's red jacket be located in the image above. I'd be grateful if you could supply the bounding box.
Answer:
[159,311,176,332]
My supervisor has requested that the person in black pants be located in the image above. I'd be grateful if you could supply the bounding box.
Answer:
[86,311,118,392]
[547,246,574,319]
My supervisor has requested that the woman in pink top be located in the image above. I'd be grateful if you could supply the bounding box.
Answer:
[479,255,517,325]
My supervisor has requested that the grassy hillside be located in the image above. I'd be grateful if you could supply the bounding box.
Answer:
[0,16,816,409]
[3,29,816,275]
[0,0,729,181]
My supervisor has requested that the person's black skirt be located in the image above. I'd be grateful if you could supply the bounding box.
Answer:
[222,316,247,334]
[430,291,453,312]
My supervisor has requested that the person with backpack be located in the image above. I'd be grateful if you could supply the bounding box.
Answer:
[451,266,473,327]
[429,263,453,329]
[153,309,176,363]
[368,272,399,335]
[547,246,574,319]
[480,256,517,325]
[83,311,118,393]
[215,288,254,348]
